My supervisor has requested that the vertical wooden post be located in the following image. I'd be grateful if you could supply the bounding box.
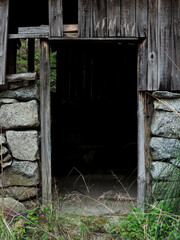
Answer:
[28,39,35,72]
[0,0,9,85]
[137,91,147,211]
[39,39,52,205]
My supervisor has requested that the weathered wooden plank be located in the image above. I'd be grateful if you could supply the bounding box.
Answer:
[107,0,120,37]
[120,0,136,37]
[158,0,172,90]
[63,24,78,33]
[49,0,63,37]
[6,72,38,82]
[137,92,147,211]
[78,0,92,37]
[147,0,158,90]
[8,33,49,39]
[94,0,107,37]
[171,0,180,90]
[18,26,49,35]
[138,39,148,91]
[0,0,9,85]
[39,39,52,205]
[136,0,147,38]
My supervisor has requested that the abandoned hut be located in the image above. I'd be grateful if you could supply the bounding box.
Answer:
[0,0,179,211]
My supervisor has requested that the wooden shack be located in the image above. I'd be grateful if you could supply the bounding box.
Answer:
[0,0,179,208]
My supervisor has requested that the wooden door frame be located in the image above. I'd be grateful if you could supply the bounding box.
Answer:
[40,38,148,208]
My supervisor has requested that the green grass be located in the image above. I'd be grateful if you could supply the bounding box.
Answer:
[0,169,179,240]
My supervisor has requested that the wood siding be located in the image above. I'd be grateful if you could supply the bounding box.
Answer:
[0,0,9,85]
[77,0,180,91]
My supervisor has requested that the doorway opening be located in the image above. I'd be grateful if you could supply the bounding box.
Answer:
[51,41,137,214]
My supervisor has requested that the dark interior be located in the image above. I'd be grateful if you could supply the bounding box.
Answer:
[9,0,49,34]
[51,41,137,177]
[63,0,78,24]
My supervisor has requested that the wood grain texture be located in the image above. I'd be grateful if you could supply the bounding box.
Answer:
[147,0,158,90]
[136,0,147,38]
[137,92,147,211]
[158,0,172,90]
[6,72,38,82]
[138,40,148,91]
[49,0,63,37]
[120,0,136,37]
[0,0,9,85]
[78,0,92,37]
[40,39,52,205]
[171,0,180,90]
[107,0,120,37]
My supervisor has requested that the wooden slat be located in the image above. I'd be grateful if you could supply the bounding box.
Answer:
[0,0,9,85]
[6,72,38,82]
[39,39,52,205]
[158,0,172,90]
[136,0,147,38]
[49,0,63,37]
[171,0,180,90]
[8,33,49,39]
[120,0,136,37]
[18,26,49,35]
[94,0,107,37]
[138,40,148,91]
[63,24,78,33]
[137,92,147,211]
[78,0,92,37]
[147,0,158,90]
[107,0,120,37]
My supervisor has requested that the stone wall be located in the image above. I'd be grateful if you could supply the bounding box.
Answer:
[150,91,180,199]
[0,79,40,210]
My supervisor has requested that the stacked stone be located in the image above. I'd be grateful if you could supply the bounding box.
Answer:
[0,83,40,209]
[150,91,180,199]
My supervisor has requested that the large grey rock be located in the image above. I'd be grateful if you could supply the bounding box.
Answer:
[0,84,39,101]
[0,98,18,106]
[150,161,177,180]
[151,111,180,138]
[154,99,180,113]
[150,137,180,160]
[0,197,26,214]
[6,131,39,161]
[0,100,39,129]
[1,160,39,187]
[3,186,39,200]
[152,91,180,99]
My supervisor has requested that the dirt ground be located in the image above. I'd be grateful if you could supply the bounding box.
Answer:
[53,170,137,216]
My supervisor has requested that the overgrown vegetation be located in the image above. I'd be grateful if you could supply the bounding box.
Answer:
[16,39,57,90]
[0,167,179,239]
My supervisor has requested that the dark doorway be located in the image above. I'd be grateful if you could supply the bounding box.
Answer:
[51,41,137,178]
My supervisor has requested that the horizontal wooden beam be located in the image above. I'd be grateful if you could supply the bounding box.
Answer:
[8,33,49,39]
[6,72,38,82]
[18,26,49,35]
[49,37,139,41]
[63,24,78,33]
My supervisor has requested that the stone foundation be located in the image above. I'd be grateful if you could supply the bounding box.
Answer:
[150,91,180,199]
[0,78,40,210]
